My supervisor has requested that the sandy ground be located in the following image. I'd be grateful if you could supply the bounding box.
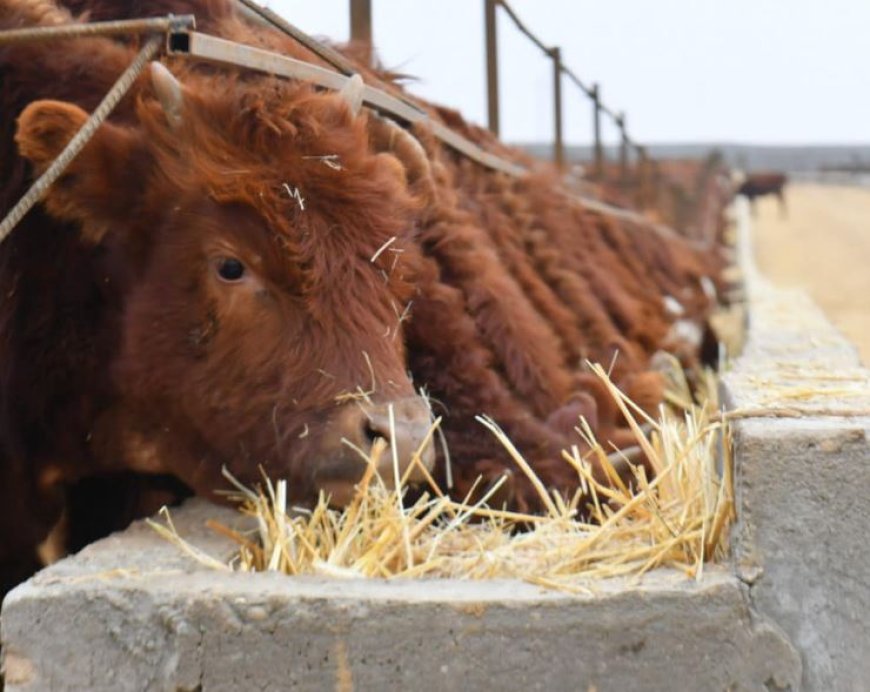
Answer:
[752,182,870,364]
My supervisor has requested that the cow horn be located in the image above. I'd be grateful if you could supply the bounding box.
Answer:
[150,62,184,128]
[338,74,365,117]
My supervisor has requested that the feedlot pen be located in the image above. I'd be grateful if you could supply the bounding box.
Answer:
[1,8,868,692]
[3,200,869,691]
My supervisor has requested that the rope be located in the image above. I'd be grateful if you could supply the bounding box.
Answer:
[496,1,636,138]
[0,15,194,45]
[561,65,593,99]
[0,35,162,245]
[496,0,552,57]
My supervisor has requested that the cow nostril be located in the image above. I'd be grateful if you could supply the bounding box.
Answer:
[353,402,436,482]
[363,420,389,447]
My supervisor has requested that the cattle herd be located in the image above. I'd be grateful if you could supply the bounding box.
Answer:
[0,0,728,593]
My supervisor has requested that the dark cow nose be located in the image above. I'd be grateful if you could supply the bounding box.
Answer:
[363,398,435,485]
[314,396,436,506]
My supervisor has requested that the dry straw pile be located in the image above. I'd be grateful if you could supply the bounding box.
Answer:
[151,362,733,591]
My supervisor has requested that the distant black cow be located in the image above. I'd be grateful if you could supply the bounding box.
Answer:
[737,172,787,217]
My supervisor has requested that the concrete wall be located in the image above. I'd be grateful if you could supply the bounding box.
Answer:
[722,199,870,691]
[1,199,867,690]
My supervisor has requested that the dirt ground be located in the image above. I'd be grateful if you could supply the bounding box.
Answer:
[751,182,870,365]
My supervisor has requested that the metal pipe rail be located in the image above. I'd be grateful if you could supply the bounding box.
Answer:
[0,15,194,45]
[169,23,684,242]
[0,8,676,247]
[218,4,679,235]
[236,0,355,76]
[240,0,652,190]
[168,30,527,177]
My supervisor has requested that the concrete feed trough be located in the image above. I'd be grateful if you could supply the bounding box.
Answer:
[0,500,799,692]
[2,201,869,690]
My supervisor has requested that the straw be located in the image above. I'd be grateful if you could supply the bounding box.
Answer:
[151,365,734,591]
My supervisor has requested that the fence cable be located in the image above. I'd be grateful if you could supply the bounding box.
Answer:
[497,0,637,146]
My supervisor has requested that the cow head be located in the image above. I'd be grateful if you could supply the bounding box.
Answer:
[15,64,434,505]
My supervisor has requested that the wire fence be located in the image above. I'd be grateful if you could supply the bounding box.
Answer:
[347,0,725,237]
[351,1,647,182]
[0,2,718,243]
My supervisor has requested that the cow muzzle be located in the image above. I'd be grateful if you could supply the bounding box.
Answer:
[314,396,436,506]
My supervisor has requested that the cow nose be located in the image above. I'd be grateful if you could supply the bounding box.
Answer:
[363,398,435,484]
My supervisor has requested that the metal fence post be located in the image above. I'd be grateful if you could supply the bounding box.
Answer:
[551,46,564,169]
[484,0,500,136]
[636,145,648,208]
[652,159,663,211]
[617,111,628,182]
[349,0,373,66]
[591,82,603,178]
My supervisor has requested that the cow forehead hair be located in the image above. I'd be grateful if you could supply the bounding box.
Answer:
[136,72,419,257]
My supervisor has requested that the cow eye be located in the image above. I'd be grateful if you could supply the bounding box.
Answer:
[216,257,245,282]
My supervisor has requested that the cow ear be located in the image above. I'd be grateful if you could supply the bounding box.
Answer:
[15,99,148,244]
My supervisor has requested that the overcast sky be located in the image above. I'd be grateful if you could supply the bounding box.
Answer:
[267,1,870,146]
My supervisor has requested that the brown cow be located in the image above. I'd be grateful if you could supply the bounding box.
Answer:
[736,171,788,217]
[0,0,440,589]
[0,0,724,591]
